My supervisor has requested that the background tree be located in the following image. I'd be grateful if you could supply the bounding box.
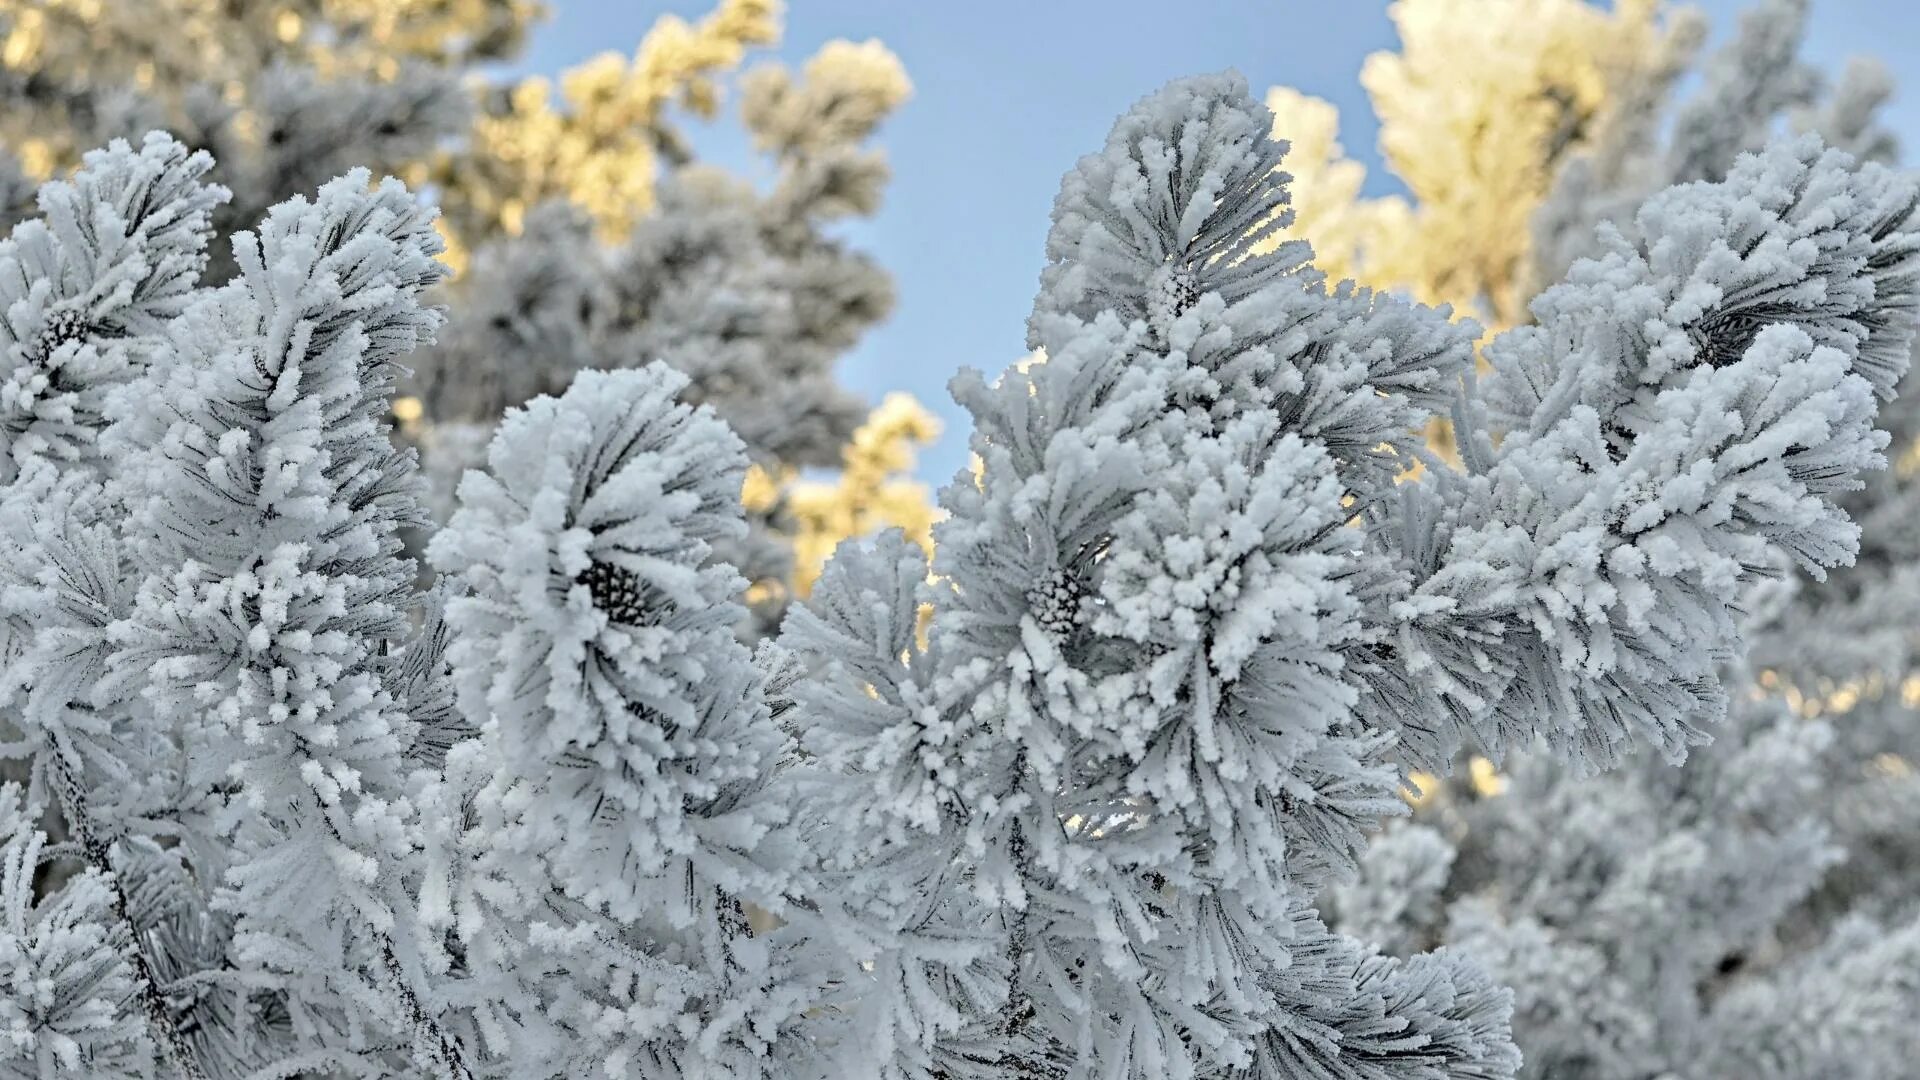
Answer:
[1262,0,1898,333]
[1258,0,1691,330]
[0,0,527,251]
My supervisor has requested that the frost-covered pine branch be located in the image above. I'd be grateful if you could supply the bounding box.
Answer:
[0,132,230,1078]
[0,134,226,483]
[0,0,511,271]
[424,364,849,1077]
[0,133,474,1076]
[403,39,913,636]
[101,169,467,1076]
[0,783,155,1075]
[1404,132,1920,772]
[770,72,1913,1078]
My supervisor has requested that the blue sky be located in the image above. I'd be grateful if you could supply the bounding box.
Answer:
[504,1,1918,485]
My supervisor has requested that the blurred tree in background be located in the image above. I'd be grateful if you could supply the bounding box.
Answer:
[1264,0,1898,332]
[0,0,939,635]
[0,0,523,252]
[1263,0,1688,331]
[1278,2,1920,1075]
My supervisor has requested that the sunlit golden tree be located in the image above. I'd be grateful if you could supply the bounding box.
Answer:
[1263,0,1692,330]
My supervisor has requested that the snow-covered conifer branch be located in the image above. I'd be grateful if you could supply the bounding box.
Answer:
[776,70,1915,1078]
[1386,136,1920,773]
[100,169,467,1076]
[0,133,227,482]
[774,73,1519,1079]
[0,784,156,1077]
[427,363,837,1077]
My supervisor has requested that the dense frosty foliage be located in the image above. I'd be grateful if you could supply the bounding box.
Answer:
[1455,136,1918,771]
[0,134,465,1076]
[424,365,843,1077]
[0,135,224,483]
[401,147,898,631]
[1321,4,1920,1074]
[1332,691,1920,1080]
[777,72,1916,1079]
[0,65,1911,1079]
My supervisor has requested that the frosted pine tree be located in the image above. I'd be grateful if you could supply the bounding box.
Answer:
[0,129,882,1077]
[774,72,1917,1078]
[0,70,1912,1079]
[0,133,473,1076]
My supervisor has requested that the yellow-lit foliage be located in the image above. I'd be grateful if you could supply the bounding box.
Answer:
[1895,434,1920,478]
[737,394,940,615]
[1263,0,1680,331]
[431,218,471,280]
[10,137,54,182]
[304,0,543,67]
[740,463,785,516]
[1402,755,1506,809]
[1870,752,1913,779]
[1467,755,1508,798]
[0,0,537,93]
[440,0,778,243]
[1256,87,1401,296]
[0,0,540,184]
[740,37,912,158]
[1402,770,1440,809]
[782,393,942,599]
[1750,667,1920,725]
